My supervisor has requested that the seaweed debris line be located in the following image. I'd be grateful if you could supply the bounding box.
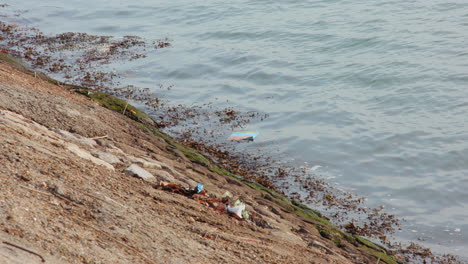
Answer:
[0,54,409,263]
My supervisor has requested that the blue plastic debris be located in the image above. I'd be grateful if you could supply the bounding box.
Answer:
[194,183,204,194]
[227,131,259,141]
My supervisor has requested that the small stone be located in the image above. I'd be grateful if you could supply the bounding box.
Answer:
[67,143,114,170]
[152,169,175,182]
[76,137,97,147]
[93,151,121,164]
[132,158,163,169]
[61,107,81,117]
[56,129,96,146]
[309,240,325,248]
[183,178,198,189]
[96,139,113,147]
[124,164,155,182]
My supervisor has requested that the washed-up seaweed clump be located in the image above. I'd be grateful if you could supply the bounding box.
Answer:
[0,21,169,89]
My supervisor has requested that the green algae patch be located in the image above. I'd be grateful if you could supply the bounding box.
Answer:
[293,205,331,226]
[359,246,401,264]
[139,121,234,177]
[0,53,50,80]
[315,225,334,239]
[244,181,287,201]
[209,165,235,177]
[242,181,332,226]
[157,131,211,166]
[315,225,348,243]
[141,124,238,178]
[355,236,386,253]
[0,53,27,68]
[312,225,402,263]
[313,225,403,264]
[180,147,211,166]
[139,121,224,172]
[75,89,155,126]
[292,200,327,219]
[311,224,398,262]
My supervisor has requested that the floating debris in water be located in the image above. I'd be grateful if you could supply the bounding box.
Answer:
[227,131,259,141]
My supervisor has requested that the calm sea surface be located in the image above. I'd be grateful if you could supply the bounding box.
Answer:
[4,0,468,257]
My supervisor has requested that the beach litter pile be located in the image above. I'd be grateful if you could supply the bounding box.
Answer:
[158,182,253,221]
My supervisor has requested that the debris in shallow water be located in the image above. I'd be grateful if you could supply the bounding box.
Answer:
[227,131,259,141]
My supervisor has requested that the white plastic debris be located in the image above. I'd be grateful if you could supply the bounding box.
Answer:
[227,203,246,219]
[226,200,249,219]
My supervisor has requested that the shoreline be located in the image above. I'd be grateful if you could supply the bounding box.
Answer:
[0,53,406,263]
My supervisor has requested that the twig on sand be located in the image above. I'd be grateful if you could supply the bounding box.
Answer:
[90,135,108,140]
[20,184,125,209]
[19,185,51,197]
[238,237,261,242]
[122,90,132,116]
[79,190,127,208]
[20,185,79,204]
[3,241,45,263]
[122,100,130,115]
[223,232,261,243]
[71,217,156,264]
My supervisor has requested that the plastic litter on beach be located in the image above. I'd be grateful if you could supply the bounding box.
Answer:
[158,182,251,220]
[222,191,233,198]
[227,131,259,141]
[227,200,249,220]
[159,182,195,196]
[194,183,204,194]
